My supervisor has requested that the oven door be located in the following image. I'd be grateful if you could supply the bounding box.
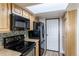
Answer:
[22,48,35,56]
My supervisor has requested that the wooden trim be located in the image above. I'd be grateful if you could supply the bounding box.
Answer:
[35,41,39,56]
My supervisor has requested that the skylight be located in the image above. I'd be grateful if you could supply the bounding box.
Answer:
[26,3,68,14]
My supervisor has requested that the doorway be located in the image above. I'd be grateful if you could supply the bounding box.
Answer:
[46,18,60,53]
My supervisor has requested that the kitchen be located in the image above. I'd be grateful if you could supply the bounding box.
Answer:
[0,3,46,56]
[0,3,79,56]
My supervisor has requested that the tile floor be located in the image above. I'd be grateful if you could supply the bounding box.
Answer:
[45,50,63,56]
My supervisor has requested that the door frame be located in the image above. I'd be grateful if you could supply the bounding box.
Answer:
[45,18,60,55]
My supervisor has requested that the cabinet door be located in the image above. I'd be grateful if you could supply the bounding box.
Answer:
[0,4,8,29]
[64,10,76,56]
[23,10,29,19]
[0,3,11,32]
[12,4,22,16]
[30,15,36,30]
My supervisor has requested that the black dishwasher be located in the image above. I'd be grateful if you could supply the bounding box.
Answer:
[3,35,35,56]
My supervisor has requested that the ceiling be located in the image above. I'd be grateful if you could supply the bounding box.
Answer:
[35,10,65,18]
[16,3,68,18]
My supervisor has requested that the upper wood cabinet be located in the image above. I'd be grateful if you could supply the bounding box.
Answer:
[29,14,36,30]
[0,3,36,32]
[0,3,11,33]
[12,4,23,16]
[23,10,30,19]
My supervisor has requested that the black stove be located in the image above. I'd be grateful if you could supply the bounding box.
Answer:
[3,35,35,56]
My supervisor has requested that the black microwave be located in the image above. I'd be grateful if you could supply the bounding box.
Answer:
[10,13,30,31]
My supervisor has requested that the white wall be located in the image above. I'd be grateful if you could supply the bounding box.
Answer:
[60,18,64,53]
[74,8,79,56]
[39,18,64,53]
[77,9,79,56]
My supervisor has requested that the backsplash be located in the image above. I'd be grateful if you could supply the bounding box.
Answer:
[0,30,28,46]
[0,31,28,38]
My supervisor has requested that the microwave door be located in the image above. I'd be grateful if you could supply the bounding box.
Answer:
[14,21,26,30]
[10,13,30,31]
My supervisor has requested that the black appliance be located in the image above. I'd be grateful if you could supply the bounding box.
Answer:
[29,22,44,41]
[28,30,40,39]
[10,13,30,31]
[3,35,35,56]
[28,22,45,56]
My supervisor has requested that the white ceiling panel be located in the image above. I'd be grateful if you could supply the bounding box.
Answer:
[16,3,69,18]
[35,10,65,18]
[26,3,68,14]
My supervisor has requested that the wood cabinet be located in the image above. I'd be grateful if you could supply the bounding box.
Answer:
[12,4,23,16]
[29,14,36,30]
[0,3,11,32]
[0,3,36,32]
[23,10,29,19]
[64,10,77,56]
[23,10,36,30]
[35,40,39,56]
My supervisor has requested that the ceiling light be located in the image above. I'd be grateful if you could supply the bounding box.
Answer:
[26,3,68,14]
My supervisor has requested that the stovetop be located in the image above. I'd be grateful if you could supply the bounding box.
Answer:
[8,42,35,53]
[3,35,35,54]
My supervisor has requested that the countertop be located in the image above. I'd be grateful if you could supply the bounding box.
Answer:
[0,46,21,56]
[25,38,39,42]
[25,38,39,56]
